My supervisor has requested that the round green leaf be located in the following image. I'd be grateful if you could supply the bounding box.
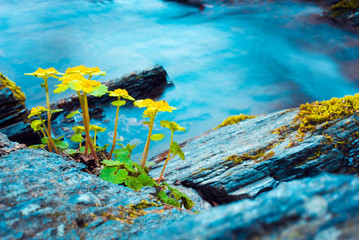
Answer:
[150,134,164,141]
[66,110,81,119]
[71,134,83,143]
[111,100,126,107]
[90,84,108,97]
[99,167,128,184]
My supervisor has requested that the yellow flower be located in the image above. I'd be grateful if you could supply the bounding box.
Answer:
[60,73,87,85]
[25,67,60,78]
[73,126,85,133]
[65,65,105,76]
[109,88,135,100]
[134,99,176,118]
[68,79,101,93]
[28,106,48,118]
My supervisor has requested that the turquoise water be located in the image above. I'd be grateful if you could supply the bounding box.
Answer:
[1,0,358,159]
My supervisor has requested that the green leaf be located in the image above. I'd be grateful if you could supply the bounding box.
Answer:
[142,121,151,126]
[79,146,85,153]
[66,110,81,119]
[66,149,78,155]
[157,190,170,202]
[90,124,106,132]
[91,71,106,76]
[31,120,44,131]
[68,80,82,92]
[125,177,143,191]
[114,148,130,159]
[133,162,147,175]
[160,120,186,132]
[54,140,69,149]
[137,174,156,187]
[41,137,49,144]
[96,143,110,152]
[150,134,164,141]
[111,100,126,107]
[54,84,69,94]
[90,84,108,97]
[170,142,185,160]
[102,160,123,167]
[50,109,63,114]
[166,198,181,208]
[40,83,46,88]
[71,134,83,143]
[53,135,65,141]
[28,144,46,149]
[99,167,128,184]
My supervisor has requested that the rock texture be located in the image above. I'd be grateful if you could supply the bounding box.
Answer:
[0,132,193,240]
[0,73,40,145]
[324,0,359,29]
[141,173,359,239]
[150,108,359,205]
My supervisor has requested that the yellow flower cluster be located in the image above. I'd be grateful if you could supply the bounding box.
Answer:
[25,67,60,78]
[28,106,48,118]
[109,88,135,100]
[134,99,176,118]
[65,65,102,76]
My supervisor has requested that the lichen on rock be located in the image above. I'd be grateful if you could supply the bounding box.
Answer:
[0,72,26,103]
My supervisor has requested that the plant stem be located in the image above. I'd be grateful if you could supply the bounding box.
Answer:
[77,91,90,155]
[38,114,59,154]
[157,131,174,184]
[83,94,98,161]
[40,128,51,151]
[108,104,120,160]
[43,77,53,153]
[140,112,157,167]
[94,132,97,147]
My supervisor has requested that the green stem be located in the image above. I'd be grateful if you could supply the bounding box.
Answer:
[83,94,98,161]
[140,112,157,167]
[77,91,89,155]
[157,131,174,184]
[40,128,51,151]
[94,132,97,147]
[43,77,53,153]
[108,104,120,160]
[38,114,59,154]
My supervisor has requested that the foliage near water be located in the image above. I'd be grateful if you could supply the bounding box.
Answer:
[25,66,194,211]
[329,0,359,17]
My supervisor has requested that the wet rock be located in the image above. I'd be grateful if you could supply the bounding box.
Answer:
[150,108,359,205]
[0,132,190,240]
[0,73,40,145]
[324,0,359,29]
[140,174,359,239]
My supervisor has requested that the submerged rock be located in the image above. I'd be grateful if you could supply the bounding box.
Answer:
[140,173,359,239]
[150,95,359,205]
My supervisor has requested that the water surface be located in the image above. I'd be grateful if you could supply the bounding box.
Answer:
[1,0,358,159]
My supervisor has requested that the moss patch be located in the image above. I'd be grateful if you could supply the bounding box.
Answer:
[0,73,26,103]
[214,114,257,130]
[223,141,279,166]
[329,0,359,17]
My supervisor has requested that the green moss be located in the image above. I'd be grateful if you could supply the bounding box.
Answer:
[329,0,359,17]
[224,141,278,166]
[192,167,213,175]
[214,114,257,130]
[0,73,26,103]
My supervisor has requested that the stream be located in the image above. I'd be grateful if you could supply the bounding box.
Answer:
[1,0,358,160]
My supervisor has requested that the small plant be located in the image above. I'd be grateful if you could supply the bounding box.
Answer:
[107,88,135,159]
[134,99,176,167]
[28,106,63,153]
[25,65,195,211]
[157,120,185,184]
[25,68,61,152]
[54,66,108,160]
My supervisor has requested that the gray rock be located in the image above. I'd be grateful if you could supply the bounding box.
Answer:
[140,174,359,239]
[0,132,189,240]
[150,108,359,205]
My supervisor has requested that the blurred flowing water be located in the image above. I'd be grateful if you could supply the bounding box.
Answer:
[1,0,359,160]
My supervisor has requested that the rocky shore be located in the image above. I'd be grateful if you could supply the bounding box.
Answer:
[1,92,359,239]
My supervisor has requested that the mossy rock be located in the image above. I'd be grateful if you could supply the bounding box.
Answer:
[329,0,359,17]
[215,114,257,129]
[0,72,26,103]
